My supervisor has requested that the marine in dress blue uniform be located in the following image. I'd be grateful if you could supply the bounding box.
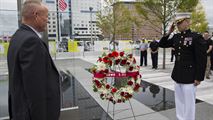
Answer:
[159,13,207,120]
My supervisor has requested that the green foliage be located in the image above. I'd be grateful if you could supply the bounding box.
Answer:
[190,3,208,33]
[177,0,199,12]
[135,0,180,35]
[135,0,201,35]
[96,0,135,40]
[93,85,98,92]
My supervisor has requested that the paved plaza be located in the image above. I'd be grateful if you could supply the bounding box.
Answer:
[1,49,213,120]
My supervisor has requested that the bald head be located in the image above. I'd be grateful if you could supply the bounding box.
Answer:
[22,1,41,20]
[21,1,49,32]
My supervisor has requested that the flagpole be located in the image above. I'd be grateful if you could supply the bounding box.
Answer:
[56,0,61,43]
[68,0,72,39]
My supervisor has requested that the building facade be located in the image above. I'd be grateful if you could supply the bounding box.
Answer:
[113,2,162,41]
[45,0,102,41]
[46,0,58,40]
[72,0,102,41]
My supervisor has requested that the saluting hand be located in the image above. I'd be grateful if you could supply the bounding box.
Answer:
[194,80,201,86]
[168,23,175,34]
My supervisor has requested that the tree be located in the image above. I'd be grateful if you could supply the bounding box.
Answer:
[135,0,199,69]
[190,2,208,33]
[96,0,135,50]
[177,0,198,12]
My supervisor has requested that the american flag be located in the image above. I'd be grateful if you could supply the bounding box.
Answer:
[59,0,67,11]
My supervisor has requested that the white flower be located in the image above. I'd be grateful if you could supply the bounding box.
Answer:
[136,79,141,84]
[102,89,108,94]
[126,86,134,94]
[127,58,134,63]
[113,93,120,100]
[96,62,106,71]
[115,56,121,60]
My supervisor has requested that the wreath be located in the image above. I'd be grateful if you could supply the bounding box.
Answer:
[90,51,142,104]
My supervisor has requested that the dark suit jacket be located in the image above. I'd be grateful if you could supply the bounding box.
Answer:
[159,29,207,84]
[7,24,60,120]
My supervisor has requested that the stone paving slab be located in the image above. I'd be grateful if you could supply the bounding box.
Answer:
[57,60,170,120]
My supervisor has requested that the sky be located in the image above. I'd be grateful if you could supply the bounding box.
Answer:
[202,0,213,27]
[0,0,213,36]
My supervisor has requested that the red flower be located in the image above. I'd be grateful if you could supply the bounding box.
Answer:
[94,80,102,88]
[133,58,136,64]
[120,51,124,57]
[115,59,120,65]
[100,93,104,98]
[108,53,113,58]
[129,66,133,71]
[133,76,138,80]
[104,69,109,73]
[109,97,113,102]
[112,51,119,57]
[128,94,133,98]
[98,57,102,62]
[126,62,130,65]
[134,84,140,91]
[127,81,133,86]
[128,54,133,58]
[99,70,104,74]
[106,84,110,89]
[111,88,117,93]
[103,57,109,63]
[120,92,125,96]
[117,99,122,103]
[120,59,127,66]
[124,93,133,99]
[109,60,112,66]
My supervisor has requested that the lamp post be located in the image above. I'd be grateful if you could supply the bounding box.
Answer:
[89,7,93,50]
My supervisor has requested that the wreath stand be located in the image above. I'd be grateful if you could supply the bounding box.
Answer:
[105,76,137,120]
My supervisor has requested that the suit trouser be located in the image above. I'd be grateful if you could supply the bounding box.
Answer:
[151,52,158,68]
[175,83,196,120]
[140,50,147,66]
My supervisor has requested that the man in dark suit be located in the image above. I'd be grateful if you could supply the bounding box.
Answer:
[7,1,60,120]
[149,39,159,69]
[159,13,206,120]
